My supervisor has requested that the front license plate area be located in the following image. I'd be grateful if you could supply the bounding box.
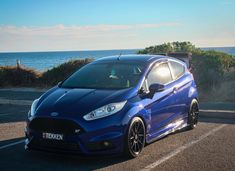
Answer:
[42,132,64,141]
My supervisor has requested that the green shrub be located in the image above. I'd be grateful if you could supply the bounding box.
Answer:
[138,42,234,91]
[192,50,234,89]
[138,41,201,54]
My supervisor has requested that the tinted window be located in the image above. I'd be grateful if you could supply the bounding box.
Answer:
[169,61,185,79]
[147,63,173,85]
[61,63,144,89]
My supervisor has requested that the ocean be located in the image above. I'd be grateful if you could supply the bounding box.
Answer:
[0,47,234,71]
[0,49,139,71]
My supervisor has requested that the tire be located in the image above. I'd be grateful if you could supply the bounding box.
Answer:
[188,99,199,130]
[124,117,146,158]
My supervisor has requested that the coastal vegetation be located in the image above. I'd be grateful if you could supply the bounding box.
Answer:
[138,42,235,102]
[0,42,234,102]
[0,58,92,87]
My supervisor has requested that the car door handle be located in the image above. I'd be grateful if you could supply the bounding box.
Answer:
[173,87,178,94]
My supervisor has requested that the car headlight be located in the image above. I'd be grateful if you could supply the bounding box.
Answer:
[28,99,39,118]
[83,101,127,121]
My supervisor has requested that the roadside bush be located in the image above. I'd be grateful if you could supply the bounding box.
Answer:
[138,41,200,54]
[138,42,234,90]
[39,58,93,87]
[0,66,40,87]
[192,50,234,90]
[0,58,93,88]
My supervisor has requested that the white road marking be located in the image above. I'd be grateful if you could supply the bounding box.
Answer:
[0,88,46,92]
[140,124,226,171]
[200,109,235,114]
[0,98,32,105]
[0,111,26,116]
[0,139,25,150]
[0,113,13,116]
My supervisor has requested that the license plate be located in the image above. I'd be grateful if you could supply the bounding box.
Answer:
[42,132,63,141]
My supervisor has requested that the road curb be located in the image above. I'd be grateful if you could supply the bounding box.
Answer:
[200,109,235,114]
[0,98,32,106]
[0,88,47,93]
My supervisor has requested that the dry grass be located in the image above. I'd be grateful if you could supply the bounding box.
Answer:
[0,65,41,87]
[0,58,93,88]
[39,58,93,87]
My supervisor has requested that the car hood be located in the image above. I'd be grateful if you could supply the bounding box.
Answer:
[35,86,135,118]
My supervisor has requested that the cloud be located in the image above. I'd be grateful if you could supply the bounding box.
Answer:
[219,0,234,5]
[1,23,234,52]
[0,23,180,36]
[0,23,180,51]
[192,30,235,47]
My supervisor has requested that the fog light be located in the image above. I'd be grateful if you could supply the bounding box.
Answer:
[74,129,81,134]
[86,141,114,151]
[103,141,110,147]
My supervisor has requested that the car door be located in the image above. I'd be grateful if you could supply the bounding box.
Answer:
[144,61,180,139]
[168,60,191,120]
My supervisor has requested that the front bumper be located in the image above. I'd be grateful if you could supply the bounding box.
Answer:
[25,117,126,155]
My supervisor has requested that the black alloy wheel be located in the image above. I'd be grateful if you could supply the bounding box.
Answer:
[188,99,199,129]
[125,117,145,158]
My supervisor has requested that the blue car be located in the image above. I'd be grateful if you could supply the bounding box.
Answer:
[25,55,199,158]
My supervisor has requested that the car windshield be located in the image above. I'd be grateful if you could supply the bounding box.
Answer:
[61,62,144,89]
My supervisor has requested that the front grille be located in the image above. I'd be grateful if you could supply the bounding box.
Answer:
[30,139,80,152]
[29,117,84,135]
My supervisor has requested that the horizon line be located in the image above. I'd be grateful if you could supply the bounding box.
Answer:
[0,45,235,54]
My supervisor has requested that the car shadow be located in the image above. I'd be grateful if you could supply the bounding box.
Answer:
[26,150,130,170]
[1,108,235,170]
[0,137,131,171]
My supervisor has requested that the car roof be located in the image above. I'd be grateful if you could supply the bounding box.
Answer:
[93,54,167,64]
[92,54,187,68]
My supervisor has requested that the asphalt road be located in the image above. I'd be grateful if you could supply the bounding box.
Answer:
[0,89,235,171]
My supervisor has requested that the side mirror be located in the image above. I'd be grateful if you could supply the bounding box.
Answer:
[148,83,165,98]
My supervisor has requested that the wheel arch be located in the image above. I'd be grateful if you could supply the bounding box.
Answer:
[122,105,151,138]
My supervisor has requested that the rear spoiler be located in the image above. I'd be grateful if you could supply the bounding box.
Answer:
[158,52,192,68]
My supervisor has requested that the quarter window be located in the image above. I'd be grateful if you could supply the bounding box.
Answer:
[147,63,173,85]
[169,61,185,80]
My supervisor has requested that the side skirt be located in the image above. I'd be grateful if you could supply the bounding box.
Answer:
[146,118,188,144]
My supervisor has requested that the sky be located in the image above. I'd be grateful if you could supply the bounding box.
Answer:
[0,0,235,52]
